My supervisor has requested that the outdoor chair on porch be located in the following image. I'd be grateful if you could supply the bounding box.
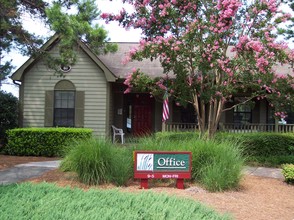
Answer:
[111,125,125,144]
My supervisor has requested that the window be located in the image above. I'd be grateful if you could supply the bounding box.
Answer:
[54,91,75,127]
[234,104,252,125]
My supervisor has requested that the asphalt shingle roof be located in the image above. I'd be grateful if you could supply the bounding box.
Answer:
[98,42,164,79]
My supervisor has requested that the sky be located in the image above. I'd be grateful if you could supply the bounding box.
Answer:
[1,0,293,97]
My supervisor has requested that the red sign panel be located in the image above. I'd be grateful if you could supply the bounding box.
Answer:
[134,151,192,180]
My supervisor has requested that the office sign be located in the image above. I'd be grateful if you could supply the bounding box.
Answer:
[134,151,192,189]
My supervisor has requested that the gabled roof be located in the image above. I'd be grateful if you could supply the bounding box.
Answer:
[11,34,117,82]
[98,43,164,79]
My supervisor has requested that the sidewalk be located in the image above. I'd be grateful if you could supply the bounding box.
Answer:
[244,166,284,179]
[0,161,60,185]
[0,161,284,185]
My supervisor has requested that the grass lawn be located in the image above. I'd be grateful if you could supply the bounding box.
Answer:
[0,182,230,220]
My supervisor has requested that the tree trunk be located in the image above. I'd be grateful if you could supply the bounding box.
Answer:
[193,94,206,137]
[194,96,224,139]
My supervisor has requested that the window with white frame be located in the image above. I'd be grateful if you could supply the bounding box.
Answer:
[54,91,75,127]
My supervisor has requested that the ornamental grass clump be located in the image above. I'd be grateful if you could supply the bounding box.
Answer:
[108,146,134,186]
[61,138,112,185]
[187,139,245,192]
[61,138,133,186]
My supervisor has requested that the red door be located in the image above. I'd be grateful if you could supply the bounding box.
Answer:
[131,94,153,136]
[133,105,152,136]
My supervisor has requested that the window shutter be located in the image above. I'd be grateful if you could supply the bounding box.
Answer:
[44,91,54,127]
[75,91,85,127]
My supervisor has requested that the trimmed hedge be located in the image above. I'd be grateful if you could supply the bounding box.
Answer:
[4,128,93,157]
[216,132,294,157]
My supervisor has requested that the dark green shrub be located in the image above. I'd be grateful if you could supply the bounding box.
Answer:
[61,138,133,186]
[216,132,294,157]
[4,127,92,156]
[248,155,294,167]
[0,91,18,146]
[282,164,294,184]
[216,132,294,166]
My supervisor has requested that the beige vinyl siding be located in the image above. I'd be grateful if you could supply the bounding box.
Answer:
[22,45,109,136]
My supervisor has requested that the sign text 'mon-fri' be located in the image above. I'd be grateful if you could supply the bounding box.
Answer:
[134,151,192,189]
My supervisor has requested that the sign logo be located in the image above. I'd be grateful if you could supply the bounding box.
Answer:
[137,154,154,171]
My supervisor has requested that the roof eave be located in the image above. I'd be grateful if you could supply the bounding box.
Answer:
[77,41,117,82]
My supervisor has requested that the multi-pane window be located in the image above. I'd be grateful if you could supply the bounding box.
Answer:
[54,91,75,127]
[234,104,252,125]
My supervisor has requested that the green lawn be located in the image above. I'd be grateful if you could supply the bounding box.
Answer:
[0,182,231,220]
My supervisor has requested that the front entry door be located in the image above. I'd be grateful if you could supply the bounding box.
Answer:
[133,105,152,135]
[130,94,153,136]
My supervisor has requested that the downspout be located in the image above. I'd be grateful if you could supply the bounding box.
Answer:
[12,80,22,127]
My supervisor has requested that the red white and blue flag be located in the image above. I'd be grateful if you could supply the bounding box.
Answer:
[162,91,169,122]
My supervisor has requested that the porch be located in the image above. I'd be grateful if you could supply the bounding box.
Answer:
[163,122,294,133]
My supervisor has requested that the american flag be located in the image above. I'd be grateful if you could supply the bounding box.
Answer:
[162,91,169,122]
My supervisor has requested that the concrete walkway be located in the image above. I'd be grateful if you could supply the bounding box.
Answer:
[244,166,284,179]
[0,161,284,185]
[0,161,60,185]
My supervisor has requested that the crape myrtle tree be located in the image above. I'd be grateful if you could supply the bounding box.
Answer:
[0,0,116,82]
[102,0,294,138]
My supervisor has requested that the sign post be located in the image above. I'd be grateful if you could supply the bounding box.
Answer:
[134,151,192,189]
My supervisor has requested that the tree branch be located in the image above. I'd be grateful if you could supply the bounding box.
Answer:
[222,96,256,112]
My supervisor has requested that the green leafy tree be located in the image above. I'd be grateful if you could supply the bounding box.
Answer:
[103,0,294,138]
[278,0,294,43]
[0,0,117,82]
[0,91,18,145]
